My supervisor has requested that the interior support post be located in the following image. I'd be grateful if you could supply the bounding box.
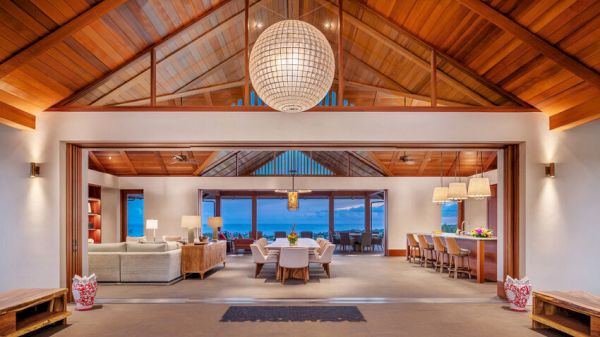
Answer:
[337,0,344,106]
[243,0,250,106]
[328,193,334,240]
[215,195,221,217]
[65,144,83,302]
[252,194,257,239]
[503,144,520,279]
[365,193,371,233]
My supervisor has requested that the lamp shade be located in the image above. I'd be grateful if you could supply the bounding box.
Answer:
[146,219,158,229]
[447,182,468,201]
[287,191,299,211]
[180,215,201,229]
[249,20,335,112]
[468,177,492,199]
[207,217,223,229]
[432,186,449,204]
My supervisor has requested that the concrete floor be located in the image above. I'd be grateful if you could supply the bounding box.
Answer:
[33,256,563,337]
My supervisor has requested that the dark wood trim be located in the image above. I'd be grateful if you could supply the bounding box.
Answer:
[0,0,128,80]
[458,201,465,231]
[150,48,156,106]
[215,195,221,216]
[365,193,371,233]
[119,189,143,241]
[328,193,334,237]
[430,51,437,107]
[46,105,540,113]
[251,194,257,238]
[388,249,407,256]
[457,0,600,91]
[337,0,344,106]
[0,101,36,130]
[243,0,250,106]
[65,144,83,301]
[497,281,506,299]
[503,144,520,279]
[549,96,600,131]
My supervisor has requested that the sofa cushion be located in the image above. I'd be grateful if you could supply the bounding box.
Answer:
[166,241,180,251]
[127,242,167,252]
[88,242,126,252]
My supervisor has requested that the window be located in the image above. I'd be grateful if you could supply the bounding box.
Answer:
[257,197,330,239]
[201,199,216,235]
[371,199,385,235]
[441,201,459,233]
[334,197,365,232]
[121,191,144,238]
[221,198,252,238]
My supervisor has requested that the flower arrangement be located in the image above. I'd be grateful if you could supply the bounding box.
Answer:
[470,227,493,238]
[288,224,298,245]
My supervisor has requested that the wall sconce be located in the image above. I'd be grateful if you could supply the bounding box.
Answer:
[545,163,555,178]
[30,162,40,177]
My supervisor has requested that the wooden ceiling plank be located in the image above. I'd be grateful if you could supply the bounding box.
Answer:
[187,151,199,172]
[120,151,138,175]
[317,0,494,106]
[0,0,129,80]
[88,151,106,172]
[337,0,345,106]
[155,152,168,175]
[115,80,244,106]
[55,0,236,107]
[197,151,236,176]
[0,101,36,130]
[364,152,391,176]
[457,0,600,91]
[418,151,432,176]
[349,152,386,176]
[482,152,497,172]
[343,80,469,106]
[243,0,250,106]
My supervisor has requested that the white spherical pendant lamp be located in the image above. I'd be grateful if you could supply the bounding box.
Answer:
[249,20,335,112]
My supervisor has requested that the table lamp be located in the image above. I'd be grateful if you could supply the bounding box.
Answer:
[146,219,158,242]
[207,217,222,241]
[181,215,201,244]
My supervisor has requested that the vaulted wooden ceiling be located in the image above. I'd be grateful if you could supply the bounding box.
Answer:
[1,0,599,130]
[88,150,497,177]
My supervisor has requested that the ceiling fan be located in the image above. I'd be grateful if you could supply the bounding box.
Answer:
[399,151,416,165]
[170,152,199,165]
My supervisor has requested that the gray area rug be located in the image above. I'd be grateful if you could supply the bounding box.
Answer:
[221,306,366,322]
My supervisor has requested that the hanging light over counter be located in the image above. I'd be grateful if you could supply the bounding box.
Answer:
[432,152,449,204]
[447,152,468,201]
[468,152,492,199]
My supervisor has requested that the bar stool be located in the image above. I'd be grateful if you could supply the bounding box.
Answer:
[417,235,435,268]
[406,234,420,263]
[432,236,449,273]
[445,237,472,279]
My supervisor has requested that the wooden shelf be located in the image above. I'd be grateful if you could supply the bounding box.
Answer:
[531,291,600,337]
[88,184,102,243]
[532,313,590,336]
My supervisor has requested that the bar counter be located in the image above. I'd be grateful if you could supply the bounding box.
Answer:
[408,233,497,283]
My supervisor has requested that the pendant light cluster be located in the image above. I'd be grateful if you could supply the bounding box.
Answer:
[432,151,492,204]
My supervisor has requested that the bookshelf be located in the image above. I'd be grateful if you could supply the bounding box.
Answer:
[88,184,102,243]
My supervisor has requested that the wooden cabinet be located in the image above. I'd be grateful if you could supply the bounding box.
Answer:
[181,241,227,279]
[532,291,600,337]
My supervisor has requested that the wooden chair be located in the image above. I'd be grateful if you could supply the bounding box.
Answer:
[300,231,313,239]
[432,236,449,273]
[417,235,435,268]
[279,247,309,284]
[339,232,352,252]
[406,234,420,263]
[445,237,472,279]
[274,231,287,239]
[360,232,373,252]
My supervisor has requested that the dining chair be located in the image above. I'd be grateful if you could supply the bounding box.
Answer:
[445,237,472,279]
[339,232,352,252]
[309,244,336,278]
[331,232,340,246]
[406,234,420,263]
[360,232,373,252]
[250,243,279,278]
[254,231,263,239]
[274,231,287,239]
[300,231,313,239]
[279,247,309,284]
[432,236,449,273]
[372,234,383,251]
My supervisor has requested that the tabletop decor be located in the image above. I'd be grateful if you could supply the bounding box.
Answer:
[470,227,493,238]
[72,273,97,311]
[504,276,532,312]
[288,224,298,246]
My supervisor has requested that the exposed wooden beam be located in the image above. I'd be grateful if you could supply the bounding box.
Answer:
[446,152,459,176]
[430,52,437,107]
[187,151,199,173]
[0,101,35,130]
[175,48,246,94]
[121,151,137,175]
[56,0,236,107]
[358,0,533,108]
[193,152,220,176]
[337,0,345,106]
[349,152,386,176]
[155,152,168,175]
[482,152,497,172]
[366,152,393,176]
[457,0,600,90]
[115,80,244,106]
[201,151,240,176]
[88,152,105,172]
[317,0,494,106]
[418,152,432,176]
[0,0,128,80]
[150,49,157,106]
[549,96,600,131]
[243,0,250,106]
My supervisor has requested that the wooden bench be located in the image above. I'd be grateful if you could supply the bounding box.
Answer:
[0,288,71,337]
[531,291,600,337]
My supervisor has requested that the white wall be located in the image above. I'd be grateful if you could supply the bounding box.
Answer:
[115,176,442,249]
[100,188,119,243]
[0,111,599,294]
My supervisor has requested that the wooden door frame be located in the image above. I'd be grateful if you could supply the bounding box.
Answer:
[120,189,144,241]
[65,144,83,301]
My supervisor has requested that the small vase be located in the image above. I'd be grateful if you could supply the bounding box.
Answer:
[72,274,97,311]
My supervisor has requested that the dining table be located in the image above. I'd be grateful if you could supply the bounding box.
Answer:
[266,238,320,281]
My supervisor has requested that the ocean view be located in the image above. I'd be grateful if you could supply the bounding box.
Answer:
[202,223,384,238]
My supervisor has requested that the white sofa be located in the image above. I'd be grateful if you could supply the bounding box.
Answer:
[88,242,181,283]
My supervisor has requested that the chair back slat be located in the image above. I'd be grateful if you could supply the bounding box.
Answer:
[445,237,462,255]
[417,235,431,249]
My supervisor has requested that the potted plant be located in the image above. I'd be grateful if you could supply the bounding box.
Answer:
[287,224,298,246]
[470,227,493,238]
